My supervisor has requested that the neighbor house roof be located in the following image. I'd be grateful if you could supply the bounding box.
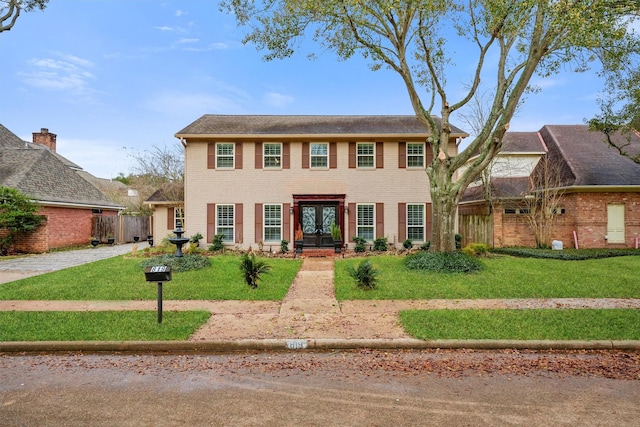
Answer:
[540,125,640,187]
[0,149,122,208]
[175,115,469,139]
[0,124,123,209]
[461,124,640,204]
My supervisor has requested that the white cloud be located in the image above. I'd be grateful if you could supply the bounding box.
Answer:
[263,92,295,108]
[175,10,186,17]
[20,53,99,100]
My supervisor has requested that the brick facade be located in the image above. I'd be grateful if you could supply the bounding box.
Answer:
[9,207,119,253]
[471,191,640,249]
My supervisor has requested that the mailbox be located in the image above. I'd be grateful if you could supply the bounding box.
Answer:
[144,265,172,283]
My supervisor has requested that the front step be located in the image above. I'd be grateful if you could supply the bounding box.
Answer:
[300,248,339,258]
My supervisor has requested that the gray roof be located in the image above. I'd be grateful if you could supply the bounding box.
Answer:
[0,124,122,209]
[0,149,122,208]
[0,124,27,149]
[176,115,468,138]
[501,132,546,153]
[462,125,640,203]
[540,125,640,186]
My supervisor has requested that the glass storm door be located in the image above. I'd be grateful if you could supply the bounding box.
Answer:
[300,204,337,247]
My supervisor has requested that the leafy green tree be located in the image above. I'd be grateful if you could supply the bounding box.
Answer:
[221,0,639,252]
[0,186,45,254]
[1,0,48,32]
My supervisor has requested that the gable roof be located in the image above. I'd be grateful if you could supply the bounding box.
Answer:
[175,115,468,139]
[540,125,640,187]
[0,148,122,208]
[0,124,123,209]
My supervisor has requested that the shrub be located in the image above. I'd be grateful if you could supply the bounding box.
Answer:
[347,260,379,290]
[462,243,491,257]
[373,237,388,252]
[402,239,413,249]
[352,236,366,253]
[190,232,203,244]
[239,254,271,288]
[139,253,211,273]
[280,239,289,253]
[492,247,640,260]
[208,234,225,251]
[405,251,483,273]
[420,241,431,251]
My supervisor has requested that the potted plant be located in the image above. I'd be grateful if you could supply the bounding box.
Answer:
[330,222,342,253]
[90,237,99,247]
[107,234,115,245]
[294,224,304,254]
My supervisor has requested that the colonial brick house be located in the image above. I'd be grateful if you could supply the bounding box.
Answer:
[153,115,467,252]
[0,125,123,252]
[460,125,640,249]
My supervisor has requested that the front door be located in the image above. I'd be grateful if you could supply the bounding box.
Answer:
[300,203,338,247]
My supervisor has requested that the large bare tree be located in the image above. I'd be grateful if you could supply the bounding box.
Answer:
[1,0,48,32]
[221,0,639,251]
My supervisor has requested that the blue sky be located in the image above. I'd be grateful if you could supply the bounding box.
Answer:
[1,0,612,178]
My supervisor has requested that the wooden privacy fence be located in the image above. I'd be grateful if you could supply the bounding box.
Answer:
[459,214,493,247]
[92,215,151,244]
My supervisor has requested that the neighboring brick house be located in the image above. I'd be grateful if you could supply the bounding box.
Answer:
[0,125,123,252]
[163,115,467,251]
[460,125,640,249]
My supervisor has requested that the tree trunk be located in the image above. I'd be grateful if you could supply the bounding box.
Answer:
[429,163,458,253]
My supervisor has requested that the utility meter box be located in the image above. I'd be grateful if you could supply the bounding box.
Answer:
[144,265,172,282]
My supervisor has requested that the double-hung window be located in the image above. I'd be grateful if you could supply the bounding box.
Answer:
[263,204,282,242]
[356,204,375,240]
[216,143,234,168]
[263,143,282,168]
[407,143,425,168]
[407,204,425,241]
[310,143,328,168]
[357,143,375,168]
[174,208,185,229]
[216,204,234,242]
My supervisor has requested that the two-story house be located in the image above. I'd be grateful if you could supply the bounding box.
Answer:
[158,115,467,252]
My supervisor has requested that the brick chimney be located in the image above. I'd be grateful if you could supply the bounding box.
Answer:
[32,128,57,152]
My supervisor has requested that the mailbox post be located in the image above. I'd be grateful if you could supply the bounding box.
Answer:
[144,266,172,323]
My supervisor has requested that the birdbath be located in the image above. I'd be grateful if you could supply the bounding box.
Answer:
[168,222,190,257]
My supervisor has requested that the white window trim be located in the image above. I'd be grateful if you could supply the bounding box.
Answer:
[356,143,375,169]
[407,143,425,169]
[216,143,235,169]
[174,207,185,229]
[310,143,329,169]
[356,203,375,241]
[263,203,283,243]
[263,143,282,169]
[407,203,425,242]
[216,204,235,242]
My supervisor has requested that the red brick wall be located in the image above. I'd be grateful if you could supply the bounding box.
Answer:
[4,207,120,253]
[11,223,48,253]
[492,192,640,249]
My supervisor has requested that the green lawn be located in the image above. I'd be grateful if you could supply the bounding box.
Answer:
[335,255,640,300]
[400,309,640,340]
[0,311,211,341]
[0,255,302,300]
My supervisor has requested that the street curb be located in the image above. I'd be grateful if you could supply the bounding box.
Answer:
[1,339,639,354]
